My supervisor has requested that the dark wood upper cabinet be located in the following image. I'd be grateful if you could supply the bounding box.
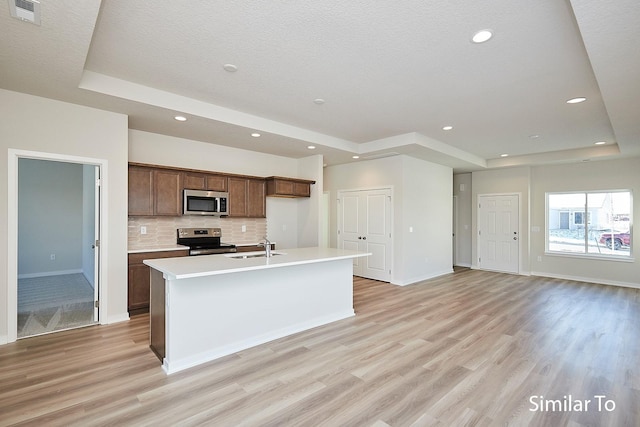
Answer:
[183,172,228,192]
[154,169,182,216]
[247,179,266,217]
[129,163,309,217]
[228,177,248,217]
[206,174,228,192]
[128,166,154,216]
[128,166,181,216]
[265,177,314,198]
[228,177,266,218]
[182,173,206,190]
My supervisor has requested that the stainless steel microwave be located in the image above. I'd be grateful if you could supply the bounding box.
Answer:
[183,189,229,216]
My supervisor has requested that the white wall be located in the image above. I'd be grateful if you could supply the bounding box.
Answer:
[1,89,129,344]
[296,155,324,247]
[324,155,453,286]
[530,158,640,287]
[399,156,453,284]
[453,173,472,267]
[18,159,84,277]
[129,130,299,178]
[464,158,640,288]
[129,130,323,249]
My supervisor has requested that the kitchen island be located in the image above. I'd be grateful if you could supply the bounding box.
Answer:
[144,247,370,374]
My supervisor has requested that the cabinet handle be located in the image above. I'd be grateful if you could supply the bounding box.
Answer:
[362,237,367,240]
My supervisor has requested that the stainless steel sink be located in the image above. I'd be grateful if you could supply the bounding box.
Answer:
[227,252,285,259]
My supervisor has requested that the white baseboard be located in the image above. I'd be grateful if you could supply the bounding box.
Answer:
[530,271,640,290]
[18,269,83,279]
[392,269,454,286]
[454,263,472,268]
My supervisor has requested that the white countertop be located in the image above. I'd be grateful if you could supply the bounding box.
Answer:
[144,247,370,280]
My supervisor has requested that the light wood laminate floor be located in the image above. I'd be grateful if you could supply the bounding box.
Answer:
[1,269,639,426]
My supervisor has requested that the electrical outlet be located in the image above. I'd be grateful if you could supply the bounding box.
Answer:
[50,254,56,261]
[241,225,246,233]
[141,226,147,235]
[537,256,542,262]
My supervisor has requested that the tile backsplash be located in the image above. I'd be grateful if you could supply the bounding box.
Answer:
[128,216,267,250]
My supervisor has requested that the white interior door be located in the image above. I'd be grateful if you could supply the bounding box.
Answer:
[478,194,519,274]
[338,188,392,281]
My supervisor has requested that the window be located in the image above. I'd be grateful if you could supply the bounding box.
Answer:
[547,191,632,258]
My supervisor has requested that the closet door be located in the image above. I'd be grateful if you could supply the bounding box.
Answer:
[338,188,392,282]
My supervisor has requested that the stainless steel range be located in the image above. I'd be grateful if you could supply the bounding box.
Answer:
[177,227,237,256]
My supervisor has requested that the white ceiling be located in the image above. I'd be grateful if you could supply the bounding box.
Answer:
[1,0,639,171]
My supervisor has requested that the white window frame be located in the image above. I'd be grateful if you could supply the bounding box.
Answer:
[545,190,633,261]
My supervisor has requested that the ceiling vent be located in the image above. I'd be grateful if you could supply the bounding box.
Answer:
[8,0,41,25]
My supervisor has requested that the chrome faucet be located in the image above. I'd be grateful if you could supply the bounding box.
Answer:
[259,236,272,258]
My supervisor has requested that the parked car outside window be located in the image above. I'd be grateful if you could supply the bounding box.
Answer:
[598,231,631,250]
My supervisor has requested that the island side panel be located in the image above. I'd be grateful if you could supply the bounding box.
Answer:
[149,268,166,361]
[164,258,354,374]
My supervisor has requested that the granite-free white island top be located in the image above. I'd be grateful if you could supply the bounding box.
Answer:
[145,246,370,374]
[143,246,370,280]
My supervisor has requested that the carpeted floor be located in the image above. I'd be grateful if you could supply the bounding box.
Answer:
[17,273,96,338]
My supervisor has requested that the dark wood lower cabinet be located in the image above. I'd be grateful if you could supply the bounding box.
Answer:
[127,250,188,315]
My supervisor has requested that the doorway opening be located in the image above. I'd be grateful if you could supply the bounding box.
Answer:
[8,151,103,341]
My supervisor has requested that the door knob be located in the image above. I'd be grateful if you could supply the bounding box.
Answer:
[513,237,517,240]
[358,236,362,240]
[362,237,367,240]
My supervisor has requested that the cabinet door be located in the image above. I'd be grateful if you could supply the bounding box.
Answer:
[294,182,310,197]
[206,175,228,191]
[228,177,248,217]
[184,173,228,191]
[247,179,266,218]
[154,169,182,216]
[128,167,154,215]
[128,263,151,311]
[276,179,294,195]
[183,173,206,190]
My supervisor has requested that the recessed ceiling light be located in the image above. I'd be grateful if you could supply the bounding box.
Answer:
[174,115,187,122]
[472,29,493,43]
[529,134,540,139]
[251,133,261,137]
[307,145,316,150]
[501,154,509,157]
[595,141,606,145]
[566,97,587,104]
[313,98,325,105]
[442,125,453,131]
[352,155,360,159]
[223,64,238,72]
